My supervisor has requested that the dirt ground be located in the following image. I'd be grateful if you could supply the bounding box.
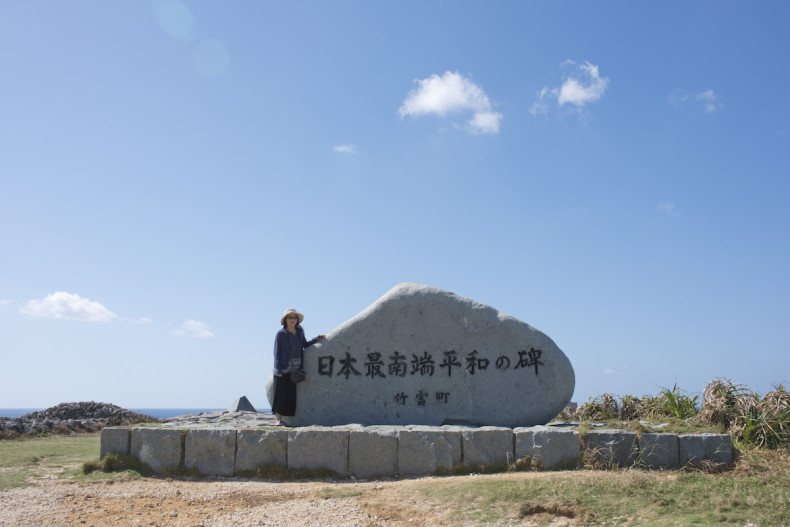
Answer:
[0,471,578,527]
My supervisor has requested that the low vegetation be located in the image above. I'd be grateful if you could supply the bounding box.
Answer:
[563,378,790,449]
[0,433,103,489]
[372,448,790,526]
[82,452,153,477]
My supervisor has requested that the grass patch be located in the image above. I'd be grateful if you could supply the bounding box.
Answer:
[379,448,790,526]
[0,433,100,490]
[435,462,511,476]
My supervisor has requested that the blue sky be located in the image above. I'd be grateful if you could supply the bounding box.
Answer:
[1,1,788,410]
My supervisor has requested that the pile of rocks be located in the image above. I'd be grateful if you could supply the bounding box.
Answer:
[0,402,158,436]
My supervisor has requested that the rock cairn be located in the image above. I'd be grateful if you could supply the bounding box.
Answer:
[0,402,158,437]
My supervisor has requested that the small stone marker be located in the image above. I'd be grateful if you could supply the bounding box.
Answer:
[228,395,257,413]
[266,282,575,427]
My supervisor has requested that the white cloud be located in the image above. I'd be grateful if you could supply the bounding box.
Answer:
[529,87,551,116]
[332,144,357,154]
[694,90,721,113]
[20,292,117,322]
[1,299,11,307]
[172,319,215,339]
[399,71,502,134]
[467,110,503,134]
[531,61,610,115]
[670,89,722,113]
[658,202,681,216]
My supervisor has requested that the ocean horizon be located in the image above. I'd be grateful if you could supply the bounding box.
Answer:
[0,408,273,419]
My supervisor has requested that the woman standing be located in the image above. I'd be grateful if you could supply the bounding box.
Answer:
[272,308,325,426]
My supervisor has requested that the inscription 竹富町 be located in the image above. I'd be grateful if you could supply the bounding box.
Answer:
[317,349,544,379]
[393,391,451,406]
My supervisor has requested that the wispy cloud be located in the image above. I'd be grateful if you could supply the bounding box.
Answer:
[20,292,117,322]
[531,60,610,116]
[332,144,357,154]
[399,71,502,134]
[0,299,11,307]
[658,202,681,216]
[670,89,722,113]
[172,319,215,339]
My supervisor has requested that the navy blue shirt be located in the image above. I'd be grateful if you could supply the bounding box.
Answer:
[273,327,320,375]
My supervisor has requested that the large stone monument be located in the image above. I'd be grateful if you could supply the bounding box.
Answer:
[266,282,574,427]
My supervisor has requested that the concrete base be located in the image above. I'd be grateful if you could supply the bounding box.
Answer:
[101,425,733,478]
[583,429,639,467]
[514,426,580,469]
[678,433,732,465]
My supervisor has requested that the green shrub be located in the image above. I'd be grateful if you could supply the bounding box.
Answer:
[658,383,699,419]
[739,387,790,448]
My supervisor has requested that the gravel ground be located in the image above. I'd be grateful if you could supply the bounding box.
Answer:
[0,476,423,527]
[0,473,576,527]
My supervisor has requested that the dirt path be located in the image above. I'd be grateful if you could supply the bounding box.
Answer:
[0,472,578,527]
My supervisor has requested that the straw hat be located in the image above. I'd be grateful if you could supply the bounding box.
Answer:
[281,308,304,325]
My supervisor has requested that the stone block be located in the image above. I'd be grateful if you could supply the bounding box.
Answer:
[235,429,288,473]
[100,427,130,459]
[184,429,236,477]
[273,282,574,428]
[639,434,679,469]
[583,429,638,467]
[348,427,399,478]
[461,427,513,468]
[287,428,349,476]
[398,428,462,475]
[130,428,182,473]
[514,426,579,469]
[679,434,732,466]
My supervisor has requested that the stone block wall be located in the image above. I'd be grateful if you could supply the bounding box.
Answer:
[101,425,733,478]
[514,426,580,469]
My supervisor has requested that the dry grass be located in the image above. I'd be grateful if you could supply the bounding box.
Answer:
[564,379,790,450]
[697,378,790,448]
[697,378,758,429]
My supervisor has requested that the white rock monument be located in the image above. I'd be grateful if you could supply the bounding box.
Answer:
[266,282,574,427]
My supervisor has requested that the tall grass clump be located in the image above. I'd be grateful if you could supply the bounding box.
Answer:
[575,384,699,422]
[576,393,619,421]
[698,379,790,448]
[658,383,699,419]
[697,378,757,429]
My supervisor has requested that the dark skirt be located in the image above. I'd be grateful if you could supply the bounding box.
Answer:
[272,373,297,416]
